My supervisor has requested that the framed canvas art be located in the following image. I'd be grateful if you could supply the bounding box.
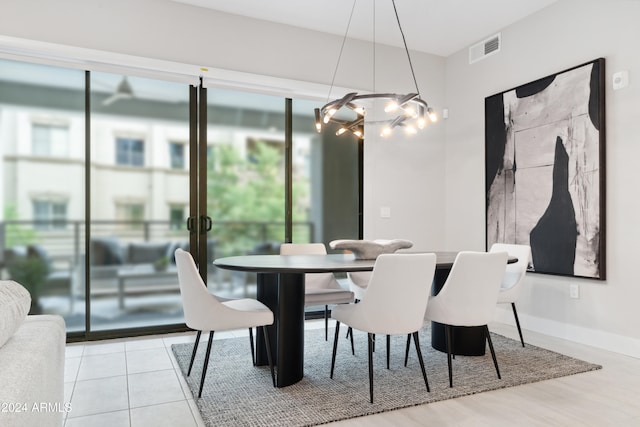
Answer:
[485,58,606,279]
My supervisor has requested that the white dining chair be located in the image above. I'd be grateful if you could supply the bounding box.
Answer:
[490,243,532,347]
[425,251,508,388]
[330,253,437,403]
[174,248,275,398]
[279,243,354,341]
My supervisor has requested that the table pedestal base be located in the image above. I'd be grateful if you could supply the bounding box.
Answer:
[430,322,486,356]
[255,272,305,387]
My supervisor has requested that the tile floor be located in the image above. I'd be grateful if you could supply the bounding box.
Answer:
[63,320,640,426]
[63,321,326,426]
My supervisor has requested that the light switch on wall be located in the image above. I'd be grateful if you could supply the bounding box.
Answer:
[569,283,580,299]
[380,206,391,218]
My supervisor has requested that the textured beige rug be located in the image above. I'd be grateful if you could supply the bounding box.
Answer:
[172,325,601,426]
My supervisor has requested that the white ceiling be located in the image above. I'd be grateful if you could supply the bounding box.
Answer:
[172,0,558,57]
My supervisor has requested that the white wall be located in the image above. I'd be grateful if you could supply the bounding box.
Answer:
[444,0,640,357]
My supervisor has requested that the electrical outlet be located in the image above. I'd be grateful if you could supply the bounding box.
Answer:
[380,206,391,218]
[569,283,580,299]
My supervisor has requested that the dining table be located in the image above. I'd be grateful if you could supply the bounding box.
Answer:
[213,251,515,387]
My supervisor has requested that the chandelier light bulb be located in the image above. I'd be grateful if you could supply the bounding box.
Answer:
[384,101,399,113]
[336,127,347,136]
[405,125,417,135]
[381,126,393,137]
[428,109,438,122]
[403,106,417,117]
[417,116,426,129]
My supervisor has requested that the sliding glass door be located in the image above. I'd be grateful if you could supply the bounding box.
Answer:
[204,87,287,299]
[0,59,86,332]
[0,56,362,339]
[87,71,191,331]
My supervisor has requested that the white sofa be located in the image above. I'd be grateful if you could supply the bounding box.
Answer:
[0,281,66,427]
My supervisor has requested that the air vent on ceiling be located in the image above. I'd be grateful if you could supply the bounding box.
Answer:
[469,33,501,64]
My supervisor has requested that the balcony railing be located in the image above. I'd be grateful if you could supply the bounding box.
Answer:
[0,219,315,265]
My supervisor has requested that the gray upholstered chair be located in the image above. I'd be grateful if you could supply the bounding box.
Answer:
[424,251,508,388]
[330,253,437,403]
[279,243,354,340]
[490,243,532,347]
[174,248,275,398]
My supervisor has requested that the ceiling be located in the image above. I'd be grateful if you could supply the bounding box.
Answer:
[172,0,558,57]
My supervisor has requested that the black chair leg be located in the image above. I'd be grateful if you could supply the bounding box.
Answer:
[445,325,453,388]
[413,331,430,392]
[324,305,329,341]
[330,321,341,379]
[197,331,215,398]
[262,326,276,387]
[484,325,501,379]
[368,332,374,403]
[188,330,201,376]
[511,303,525,347]
[249,328,255,366]
[404,334,411,367]
[386,335,391,369]
[349,326,355,355]
[345,299,359,339]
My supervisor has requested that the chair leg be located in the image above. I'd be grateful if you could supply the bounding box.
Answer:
[445,325,453,388]
[188,330,201,376]
[349,327,355,355]
[345,299,359,339]
[197,331,215,398]
[484,325,501,379]
[262,326,276,387]
[368,332,374,403]
[386,335,391,369]
[412,331,430,392]
[330,321,341,379]
[324,305,329,341]
[511,303,525,347]
[249,327,255,366]
[404,334,411,367]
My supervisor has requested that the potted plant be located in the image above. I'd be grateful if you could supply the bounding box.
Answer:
[6,256,49,314]
[154,256,169,272]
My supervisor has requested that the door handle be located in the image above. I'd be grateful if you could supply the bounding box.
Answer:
[200,215,212,233]
[187,216,196,234]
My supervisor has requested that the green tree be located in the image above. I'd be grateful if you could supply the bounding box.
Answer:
[207,142,308,255]
[3,204,39,247]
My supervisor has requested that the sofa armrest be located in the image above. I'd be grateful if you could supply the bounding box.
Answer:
[0,315,66,427]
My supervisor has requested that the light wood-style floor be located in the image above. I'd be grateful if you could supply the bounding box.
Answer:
[64,320,640,426]
[330,322,640,427]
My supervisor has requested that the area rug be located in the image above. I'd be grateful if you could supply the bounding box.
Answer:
[171,325,601,426]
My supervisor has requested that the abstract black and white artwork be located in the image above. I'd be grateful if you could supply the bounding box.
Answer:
[485,58,606,279]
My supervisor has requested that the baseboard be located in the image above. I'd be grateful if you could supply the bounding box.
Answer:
[493,306,640,359]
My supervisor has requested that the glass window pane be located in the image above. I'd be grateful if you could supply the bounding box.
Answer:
[169,142,185,169]
[0,58,85,332]
[90,71,190,331]
[206,88,286,299]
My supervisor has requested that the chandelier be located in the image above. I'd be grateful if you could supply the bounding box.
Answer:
[314,0,437,138]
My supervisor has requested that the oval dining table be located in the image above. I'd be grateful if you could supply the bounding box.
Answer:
[213,251,514,387]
